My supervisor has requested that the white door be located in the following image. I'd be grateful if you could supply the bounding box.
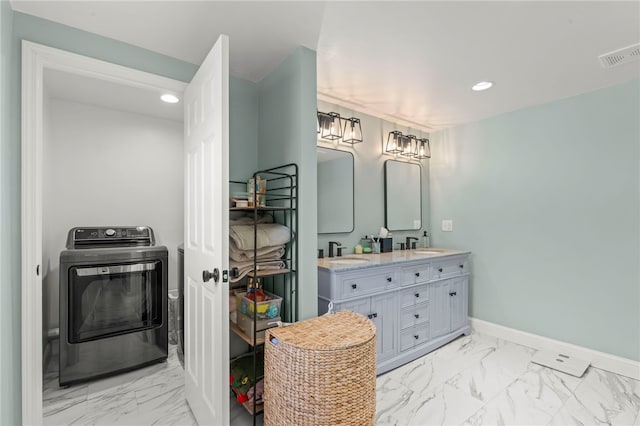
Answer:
[184,34,230,425]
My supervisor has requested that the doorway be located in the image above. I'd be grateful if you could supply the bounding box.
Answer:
[21,40,187,423]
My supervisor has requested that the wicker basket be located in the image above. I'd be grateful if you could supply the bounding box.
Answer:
[264,310,377,426]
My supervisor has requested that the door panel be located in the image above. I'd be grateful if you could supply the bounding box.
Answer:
[184,34,230,426]
[450,277,468,331]
[370,294,397,361]
[337,298,370,317]
[429,280,451,339]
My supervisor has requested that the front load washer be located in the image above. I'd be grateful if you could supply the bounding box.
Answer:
[59,226,168,386]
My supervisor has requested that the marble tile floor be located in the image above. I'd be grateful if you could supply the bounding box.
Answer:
[44,333,640,425]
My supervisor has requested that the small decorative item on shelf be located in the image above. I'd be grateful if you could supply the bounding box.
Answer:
[247,175,267,207]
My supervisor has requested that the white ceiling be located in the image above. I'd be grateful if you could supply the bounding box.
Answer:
[12,1,640,131]
[44,68,183,121]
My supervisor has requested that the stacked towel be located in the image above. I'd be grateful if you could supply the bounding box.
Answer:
[229,217,292,282]
[230,242,285,263]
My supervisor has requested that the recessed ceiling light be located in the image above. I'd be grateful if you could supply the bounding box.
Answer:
[161,94,179,103]
[471,81,494,91]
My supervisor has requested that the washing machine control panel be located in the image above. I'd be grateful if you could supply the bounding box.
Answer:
[69,227,153,248]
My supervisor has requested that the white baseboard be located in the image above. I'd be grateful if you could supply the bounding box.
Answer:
[469,317,640,380]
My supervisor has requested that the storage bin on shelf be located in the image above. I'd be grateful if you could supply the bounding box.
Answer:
[264,310,377,426]
[229,289,246,324]
[240,290,282,320]
[237,313,281,341]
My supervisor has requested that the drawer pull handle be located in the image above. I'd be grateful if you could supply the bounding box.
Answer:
[414,335,419,340]
[367,313,378,319]
[438,268,443,273]
[449,291,457,296]
[414,313,420,319]
[415,272,420,277]
[387,277,392,282]
[351,283,357,289]
[459,264,464,269]
[415,293,420,298]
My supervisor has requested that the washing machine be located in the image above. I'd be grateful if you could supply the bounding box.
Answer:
[59,226,168,386]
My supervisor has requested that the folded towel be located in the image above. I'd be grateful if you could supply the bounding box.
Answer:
[230,223,292,250]
[230,260,285,283]
[229,241,285,262]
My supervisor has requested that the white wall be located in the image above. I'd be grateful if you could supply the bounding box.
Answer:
[42,98,183,330]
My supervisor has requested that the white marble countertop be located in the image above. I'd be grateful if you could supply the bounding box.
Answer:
[317,247,470,272]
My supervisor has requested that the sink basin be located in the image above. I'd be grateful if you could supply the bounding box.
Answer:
[328,258,370,265]
[411,250,443,255]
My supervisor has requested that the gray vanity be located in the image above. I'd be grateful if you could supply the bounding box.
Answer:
[317,249,471,375]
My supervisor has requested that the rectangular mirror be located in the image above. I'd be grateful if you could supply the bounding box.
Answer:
[384,160,422,231]
[317,147,354,234]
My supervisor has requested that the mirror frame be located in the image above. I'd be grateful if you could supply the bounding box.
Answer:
[383,159,422,231]
[317,147,355,234]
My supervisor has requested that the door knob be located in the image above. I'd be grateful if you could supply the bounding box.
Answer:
[203,268,220,283]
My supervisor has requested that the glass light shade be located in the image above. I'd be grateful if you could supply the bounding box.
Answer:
[415,138,431,159]
[385,131,403,153]
[342,117,363,144]
[400,134,417,157]
[320,112,342,140]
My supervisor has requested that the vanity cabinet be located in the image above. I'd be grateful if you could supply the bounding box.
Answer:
[429,276,469,338]
[318,251,471,375]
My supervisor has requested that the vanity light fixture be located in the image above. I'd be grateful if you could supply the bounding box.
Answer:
[341,117,363,144]
[400,134,418,157]
[160,94,179,103]
[319,112,343,140]
[415,138,431,159]
[385,130,403,153]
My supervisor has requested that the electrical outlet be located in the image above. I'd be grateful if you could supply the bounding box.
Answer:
[442,219,453,232]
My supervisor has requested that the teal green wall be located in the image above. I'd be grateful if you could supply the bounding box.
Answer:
[257,47,318,319]
[2,11,260,421]
[229,77,259,181]
[13,12,197,81]
[316,100,431,256]
[1,3,20,424]
[430,79,640,361]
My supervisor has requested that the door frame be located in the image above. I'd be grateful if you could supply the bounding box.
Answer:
[21,41,187,424]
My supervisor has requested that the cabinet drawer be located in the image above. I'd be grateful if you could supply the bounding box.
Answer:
[339,271,395,299]
[400,323,430,352]
[398,284,429,309]
[400,264,430,286]
[431,257,468,280]
[400,304,429,330]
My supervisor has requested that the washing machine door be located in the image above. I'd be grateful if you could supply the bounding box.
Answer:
[68,260,163,342]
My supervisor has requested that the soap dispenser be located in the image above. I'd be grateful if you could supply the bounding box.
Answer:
[422,230,430,248]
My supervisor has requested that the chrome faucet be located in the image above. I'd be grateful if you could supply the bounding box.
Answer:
[406,237,419,250]
[328,241,342,258]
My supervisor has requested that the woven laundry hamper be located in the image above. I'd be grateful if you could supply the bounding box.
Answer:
[264,310,376,426]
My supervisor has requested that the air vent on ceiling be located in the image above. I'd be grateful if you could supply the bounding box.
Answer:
[598,43,640,69]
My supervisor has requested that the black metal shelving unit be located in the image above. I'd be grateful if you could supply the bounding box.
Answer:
[229,163,298,422]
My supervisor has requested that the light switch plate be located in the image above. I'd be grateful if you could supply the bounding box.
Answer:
[442,219,453,231]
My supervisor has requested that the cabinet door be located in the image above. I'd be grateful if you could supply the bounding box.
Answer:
[429,280,451,338]
[449,277,468,331]
[336,298,370,317]
[370,294,398,361]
